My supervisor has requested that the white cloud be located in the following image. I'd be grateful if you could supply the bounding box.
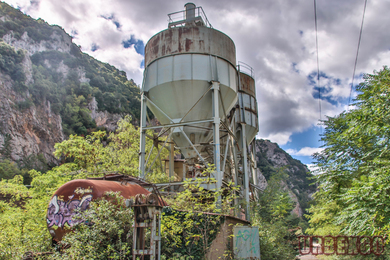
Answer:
[3,0,390,147]
[306,164,322,175]
[286,147,324,156]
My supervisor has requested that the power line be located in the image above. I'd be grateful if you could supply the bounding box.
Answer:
[348,0,368,107]
[314,0,321,123]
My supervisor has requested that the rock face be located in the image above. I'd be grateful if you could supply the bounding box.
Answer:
[3,30,72,56]
[88,97,122,132]
[0,72,63,164]
[255,139,316,217]
[255,168,268,191]
[0,3,134,167]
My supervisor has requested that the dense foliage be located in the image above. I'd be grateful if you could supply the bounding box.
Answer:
[54,116,168,177]
[252,169,304,259]
[0,165,86,259]
[307,67,390,259]
[161,176,238,259]
[0,115,311,259]
[0,117,165,258]
[53,192,134,260]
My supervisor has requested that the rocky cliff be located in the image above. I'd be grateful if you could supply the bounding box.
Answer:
[0,72,63,165]
[254,139,315,217]
[0,2,140,167]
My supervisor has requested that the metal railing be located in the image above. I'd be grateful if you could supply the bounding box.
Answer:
[237,61,255,79]
[168,6,213,28]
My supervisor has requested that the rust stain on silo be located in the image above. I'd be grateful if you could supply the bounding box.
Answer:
[239,72,256,97]
[185,39,193,51]
[144,26,236,67]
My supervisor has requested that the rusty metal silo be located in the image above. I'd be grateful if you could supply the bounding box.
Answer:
[139,3,259,221]
[140,3,237,188]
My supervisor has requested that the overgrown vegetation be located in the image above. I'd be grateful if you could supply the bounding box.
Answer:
[52,192,134,259]
[160,176,239,259]
[307,66,390,259]
[0,115,304,259]
[252,169,304,259]
[0,117,163,258]
[0,165,86,259]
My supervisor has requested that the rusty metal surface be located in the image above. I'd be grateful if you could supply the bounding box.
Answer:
[132,193,162,260]
[46,179,151,242]
[239,72,256,97]
[145,26,236,67]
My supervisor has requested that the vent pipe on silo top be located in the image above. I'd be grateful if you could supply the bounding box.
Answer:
[185,3,196,22]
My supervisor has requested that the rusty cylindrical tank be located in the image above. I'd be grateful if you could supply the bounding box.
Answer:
[236,68,259,148]
[46,179,151,242]
[143,14,238,160]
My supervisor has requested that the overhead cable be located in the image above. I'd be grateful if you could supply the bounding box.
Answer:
[348,0,368,107]
[314,0,321,122]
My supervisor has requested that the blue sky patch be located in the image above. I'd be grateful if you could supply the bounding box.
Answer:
[292,62,299,73]
[100,14,121,29]
[91,43,99,52]
[308,71,344,106]
[123,35,145,56]
[281,126,323,165]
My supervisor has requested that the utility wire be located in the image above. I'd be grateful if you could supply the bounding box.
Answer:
[314,0,321,123]
[348,0,368,107]
[314,0,324,148]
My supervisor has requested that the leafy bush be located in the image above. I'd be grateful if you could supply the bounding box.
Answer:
[161,177,239,259]
[251,169,301,259]
[53,192,134,260]
[0,165,87,259]
[0,159,27,180]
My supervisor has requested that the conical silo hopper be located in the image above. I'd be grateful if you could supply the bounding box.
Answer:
[143,4,238,160]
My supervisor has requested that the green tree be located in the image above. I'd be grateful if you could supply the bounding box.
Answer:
[309,67,390,240]
[251,169,298,260]
[0,159,28,181]
[54,116,169,177]
[0,164,86,259]
[161,176,239,259]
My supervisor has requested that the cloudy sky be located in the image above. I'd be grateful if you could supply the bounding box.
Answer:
[4,0,390,165]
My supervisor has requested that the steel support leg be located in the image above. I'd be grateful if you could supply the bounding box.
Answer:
[139,93,147,179]
[212,81,222,206]
[241,124,250,222]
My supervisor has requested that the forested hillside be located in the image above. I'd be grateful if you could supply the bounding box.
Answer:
[0,2,141,134]
[255,139,315,217]
[0,2,140,170]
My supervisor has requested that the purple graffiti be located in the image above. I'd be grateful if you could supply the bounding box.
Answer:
[46,194,93,228]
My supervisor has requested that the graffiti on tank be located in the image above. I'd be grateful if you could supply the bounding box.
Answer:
[46,192,93,228]
[74,187,93,195]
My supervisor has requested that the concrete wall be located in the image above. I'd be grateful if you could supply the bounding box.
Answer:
[206,216,250,259]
